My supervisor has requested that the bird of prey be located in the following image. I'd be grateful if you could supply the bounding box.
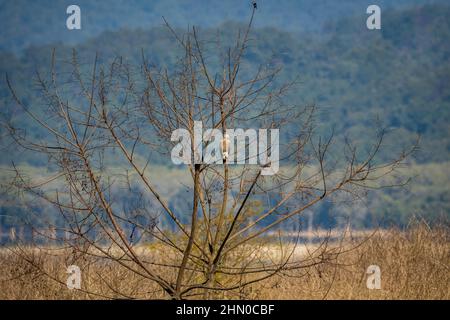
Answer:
[252,1,257,9]
[221,133,231,162]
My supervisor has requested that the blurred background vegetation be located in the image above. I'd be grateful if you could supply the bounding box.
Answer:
[0,0,449,237]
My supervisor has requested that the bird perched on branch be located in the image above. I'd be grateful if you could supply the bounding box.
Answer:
[221,133,231,162]
[252,1,257,9]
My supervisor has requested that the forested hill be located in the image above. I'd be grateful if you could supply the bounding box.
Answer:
[1,4,449,165]
[0,3,449,228]
[0,0,449,52]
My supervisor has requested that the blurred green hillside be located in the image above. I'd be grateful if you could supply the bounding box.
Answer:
[1,0,448,52]
[0,2,449,230]
[2,4,449,163]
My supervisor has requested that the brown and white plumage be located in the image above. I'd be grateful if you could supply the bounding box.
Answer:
[221,133,230,161]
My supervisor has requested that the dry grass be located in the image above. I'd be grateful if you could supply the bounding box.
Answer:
[254,223,449,300]
[0,222,448,300]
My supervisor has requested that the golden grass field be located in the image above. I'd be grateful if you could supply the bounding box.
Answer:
[0,222,448,300]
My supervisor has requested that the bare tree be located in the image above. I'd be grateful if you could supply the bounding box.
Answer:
[2,7,414,299]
